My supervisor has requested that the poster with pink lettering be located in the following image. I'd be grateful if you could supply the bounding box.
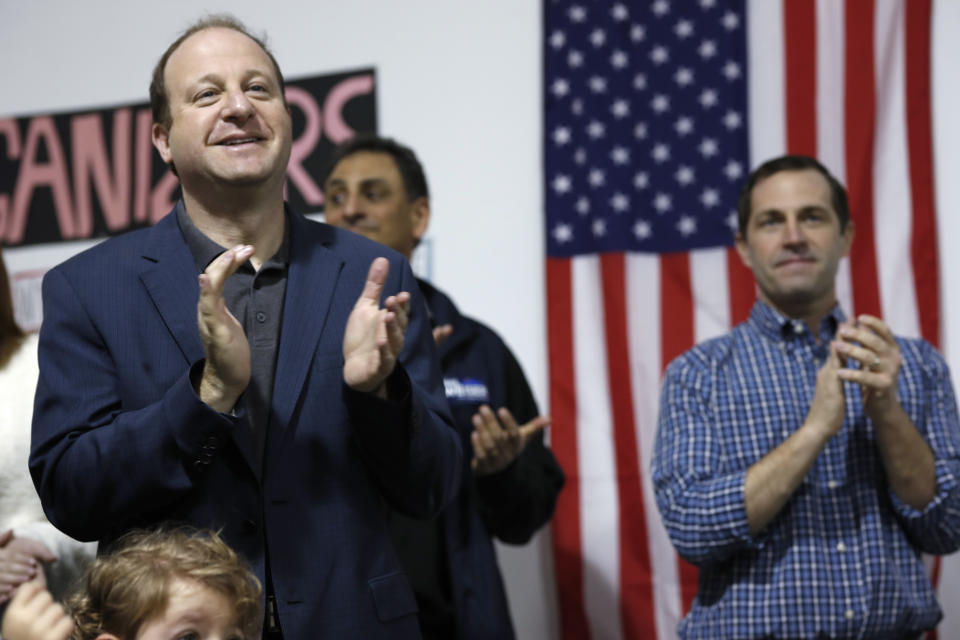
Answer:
[0,67,376,330]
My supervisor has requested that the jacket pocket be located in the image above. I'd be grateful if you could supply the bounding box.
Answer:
[368,571,418,622]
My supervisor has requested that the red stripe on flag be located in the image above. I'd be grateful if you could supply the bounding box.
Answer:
[844,0,883,318]
[599,253,656,639]
[727,247,756,326]
[659,252,699,615]
[661,253,695,367]
[904,0,940,347]
[546,257,590,640]
[784,0,818,156]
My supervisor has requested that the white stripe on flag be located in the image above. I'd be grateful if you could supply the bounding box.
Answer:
[625,254,680,640]
[572,256,623,640]
[872,0,921,337]
[691,248,732,343]
[938,554,960,638]
[815,0,856,317]
[747,0,786,169]
[816,0,847,174]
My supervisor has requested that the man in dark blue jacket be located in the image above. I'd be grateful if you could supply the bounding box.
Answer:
[30,18,461,639]
[323,135,565,640]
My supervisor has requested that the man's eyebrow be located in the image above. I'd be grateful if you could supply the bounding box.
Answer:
[326,176,389,188]
[186,70,274,89]
[241,68,278,83]
[753,207,783,218]
[190,73,223,87]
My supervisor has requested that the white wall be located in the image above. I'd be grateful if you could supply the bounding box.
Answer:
[3,2,960,638]
[0,2,556,638]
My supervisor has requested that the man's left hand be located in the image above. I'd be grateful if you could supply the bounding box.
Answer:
[471,406,550,476]
[836,314,903,420]
[343,257,410,397]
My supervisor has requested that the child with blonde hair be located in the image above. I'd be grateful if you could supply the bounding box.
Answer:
[1,529,261,640]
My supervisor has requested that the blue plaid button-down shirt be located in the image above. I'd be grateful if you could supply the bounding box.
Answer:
[653,301,960,639]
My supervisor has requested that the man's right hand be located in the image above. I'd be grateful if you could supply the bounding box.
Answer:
[196,245,254,413]
[744,338,848,534]
[805,339,847,439]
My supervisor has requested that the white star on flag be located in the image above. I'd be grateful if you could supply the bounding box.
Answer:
[677,214,698,236]
[653,192,672,213]
[610,192,630,212]
[633,219,652,239]
[552,174,572,195]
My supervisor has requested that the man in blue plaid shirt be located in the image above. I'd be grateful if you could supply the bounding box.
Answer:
[653,155,960,639]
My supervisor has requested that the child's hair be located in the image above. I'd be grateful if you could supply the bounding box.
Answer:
[67,528,262,640]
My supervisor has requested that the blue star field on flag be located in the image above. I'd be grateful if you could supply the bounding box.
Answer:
[544,0,750,257]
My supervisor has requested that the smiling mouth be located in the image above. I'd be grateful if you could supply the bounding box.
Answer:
[776,257,816,268]
[346,222,377,232]
[218,137,262,146]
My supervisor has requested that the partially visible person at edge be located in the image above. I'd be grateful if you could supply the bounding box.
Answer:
[653,154,960,639]
[323,135,565,640]
[0,247,95,610]
[29,15,461,639]
[1,528,261,640]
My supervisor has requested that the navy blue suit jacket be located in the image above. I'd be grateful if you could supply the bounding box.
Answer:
[424,281,564,640]
[30,207,462,639]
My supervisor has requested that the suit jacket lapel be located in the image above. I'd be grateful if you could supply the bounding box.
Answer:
[138,209,204,364]
[271,213,344,437]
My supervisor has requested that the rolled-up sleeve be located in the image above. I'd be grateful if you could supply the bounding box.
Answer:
[652,351,765,566]
[888,340,960,554]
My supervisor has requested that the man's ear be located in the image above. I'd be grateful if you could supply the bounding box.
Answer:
[734,231,752,270]
[410,197,431,245]
[151,122,173,165]
[841,220,855,258]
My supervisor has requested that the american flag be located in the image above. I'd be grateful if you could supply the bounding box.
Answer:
[543,1,946,639]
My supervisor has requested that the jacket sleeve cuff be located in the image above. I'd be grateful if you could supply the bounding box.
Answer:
[344,365,414,448]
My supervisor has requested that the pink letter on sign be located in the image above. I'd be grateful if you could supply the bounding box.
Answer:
[151,169,179,223]
[133,108,154,223]
[71,109,133,234]
[324,74,375,144]
[10,117,75,243]
[0,119,23,239]
[285,86,324,207]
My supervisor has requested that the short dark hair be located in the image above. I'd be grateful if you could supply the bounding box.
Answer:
[323,134,430,203]
[149,14,287,130]
[736,155,850,237]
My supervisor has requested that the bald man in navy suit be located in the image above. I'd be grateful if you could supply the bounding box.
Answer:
[30,15,461,639]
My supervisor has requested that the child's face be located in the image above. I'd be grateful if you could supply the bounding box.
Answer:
[135,578,247,640]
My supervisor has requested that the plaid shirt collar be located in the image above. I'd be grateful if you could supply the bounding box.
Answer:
[747,299,846,345]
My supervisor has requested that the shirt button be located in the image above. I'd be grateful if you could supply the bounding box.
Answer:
[793,322,804,334]
[256,311,267,323]
[836,541,847,552]
[828,480,839,489]
[845,609,855,620]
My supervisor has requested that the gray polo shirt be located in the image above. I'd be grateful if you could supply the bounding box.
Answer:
[176,203,288,471]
